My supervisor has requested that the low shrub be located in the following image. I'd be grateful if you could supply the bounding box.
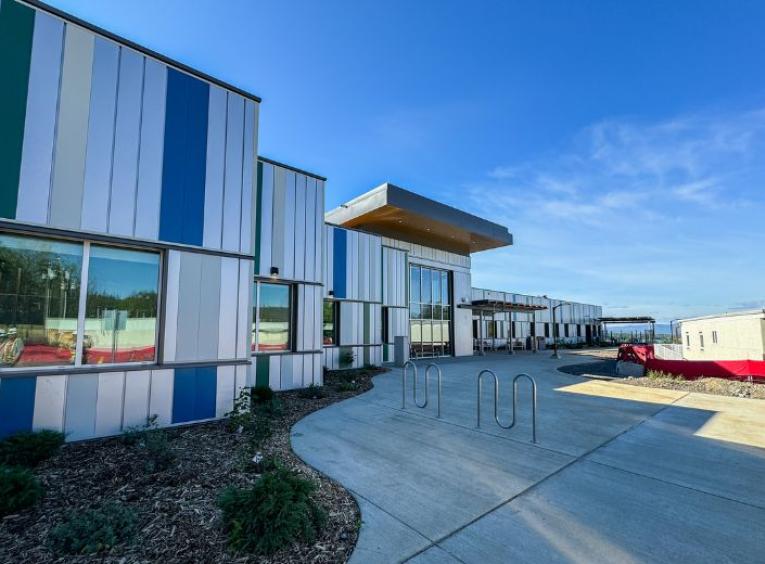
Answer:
[297,384,327,400]
[335,381,359,393]
[0,465,44,516]
[49,502,137,555]
[121,416,175,473]
[255,397,284,419]
[218,466,326,555]
[248,413,273,449]
[251,385,274,404]
[0,430,65,468]
[226,388,255,433]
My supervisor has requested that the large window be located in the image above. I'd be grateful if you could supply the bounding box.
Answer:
[409,265,451,358]
[252,282,292,353]
[83,246,160,365]
[323,300,338,345]
[0,233,160,369]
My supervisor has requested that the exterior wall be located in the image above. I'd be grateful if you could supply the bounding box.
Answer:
[679,313,765,361]
[381,246,408,361]
[470,288,602,349]
[252,160,324,390]
[323,225,383,369]
[0,0,259,440]
[382,237,473,357]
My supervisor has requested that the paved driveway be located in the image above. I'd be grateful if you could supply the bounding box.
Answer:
[291,352,765,563]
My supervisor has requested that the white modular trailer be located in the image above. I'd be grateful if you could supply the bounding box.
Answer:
[470,288,603,349]
[0,0,261,440]
[678,310,765,361]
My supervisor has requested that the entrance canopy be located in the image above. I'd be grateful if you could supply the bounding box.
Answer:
[325,183,513,255]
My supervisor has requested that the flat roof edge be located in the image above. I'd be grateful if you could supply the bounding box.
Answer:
[257,156,327,181]
[22,0,263,104]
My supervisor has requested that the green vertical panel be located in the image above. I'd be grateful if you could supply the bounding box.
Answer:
[0,0,35,219]
[254,161,263,273]
[256,355,269,387]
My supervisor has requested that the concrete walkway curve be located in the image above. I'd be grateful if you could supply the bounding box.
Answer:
[291,352,765,563]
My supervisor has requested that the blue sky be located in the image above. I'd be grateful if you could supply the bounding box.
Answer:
[51,0,765,322]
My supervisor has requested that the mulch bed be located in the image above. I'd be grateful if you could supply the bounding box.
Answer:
[621,373,765,399]
[0,366,384,563]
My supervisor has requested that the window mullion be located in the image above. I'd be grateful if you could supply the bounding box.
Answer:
[74,241,91,366]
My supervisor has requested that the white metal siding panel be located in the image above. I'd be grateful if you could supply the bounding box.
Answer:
[304,177,316,282]
[270,167,285,276]
[123,370,150,429]
[108,48,144,237]
[32,375,66,432]
[240,101,257,254]
[64,374,98,441]
[80,37,118,233]
[197,254,222,361]
[218,257,239,360]
[222,94,245,252]
[175,252,203,362]
[280,355,293,390]
[268,355,281,390]
[95,371,124,437]
[282,171,296,279]
[49,25,94,230]
[134,59,166,240]
[215,365,236,418]
[162,250,181,362]
[17,13,63,224]
[294,175,306,281]
[236,259,251,358]
[235,365,248,396]
[202,86,227,249]
[314,182,324,282]
[293,355,304,389]
[259,163,274,276]
[149,369,174,427]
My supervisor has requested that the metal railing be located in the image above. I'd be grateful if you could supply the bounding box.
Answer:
[476,369,537,443]
[402,360,442,418]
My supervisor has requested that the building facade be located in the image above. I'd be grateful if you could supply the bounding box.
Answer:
[678,310,765,361]
[0,0,602,441]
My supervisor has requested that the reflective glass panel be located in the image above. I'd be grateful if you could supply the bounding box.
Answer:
[410,321,421,343]
[84,246,159,365]
[410,266,420,303]
[0,234,82,367]
[256,283,291,352]
[323,300,335,345]
[441,271,449,304]
[433,273,441,304]
[422,269,432,303]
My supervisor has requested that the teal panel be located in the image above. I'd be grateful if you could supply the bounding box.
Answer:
[0,0,34,219]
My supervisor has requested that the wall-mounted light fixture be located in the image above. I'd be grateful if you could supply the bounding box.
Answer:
[270,266,279,277]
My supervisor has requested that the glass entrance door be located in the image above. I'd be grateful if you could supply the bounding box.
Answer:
[409,265,452,358]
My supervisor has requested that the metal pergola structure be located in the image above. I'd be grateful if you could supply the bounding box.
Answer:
[597,316,656,344]
[458,300,548,355]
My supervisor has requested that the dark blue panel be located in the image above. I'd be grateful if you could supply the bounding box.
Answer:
[181,77,209,247]
[0,377,36,438]
[172,367,197,424]
[333,228,347,299]
[159,69,209,246]
[194,366,217,420]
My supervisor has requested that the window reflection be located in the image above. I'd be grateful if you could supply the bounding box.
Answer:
[323,300,337,345]
[83,246,159,364]
[0,234,82,368]
[408,265,452,358]
[253,282,291,352]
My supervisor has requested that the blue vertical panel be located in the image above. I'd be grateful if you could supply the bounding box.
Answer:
[333,228,347,298]
[172,367,217,423]
[159,69,209,246]
[183,76,209,246]
[0,377,36,438]
[172,367,196,423]
[194,366,217,420]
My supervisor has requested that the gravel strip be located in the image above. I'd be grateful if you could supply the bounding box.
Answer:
[0,367,383,563]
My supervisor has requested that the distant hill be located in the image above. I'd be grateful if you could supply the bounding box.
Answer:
[602,323,672,335]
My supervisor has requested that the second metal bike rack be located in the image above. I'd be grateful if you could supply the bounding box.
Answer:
[402,360,442,418]
[476,369,537,443]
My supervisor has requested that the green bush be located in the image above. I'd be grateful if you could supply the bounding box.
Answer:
[49,502,137,555]
[297,384,327,400]
[226,388,255,433]
[121,416,175,473]
[0,430,65,468]
[0,465,44,516]
[251,385,274,404]
[255,397,283,419]
[218,466,326,555]
[335,381,359,393]
[248,413,273,449]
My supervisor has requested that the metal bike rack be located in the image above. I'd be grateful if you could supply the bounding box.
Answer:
[476,369,537,443]
[402,360,442,418]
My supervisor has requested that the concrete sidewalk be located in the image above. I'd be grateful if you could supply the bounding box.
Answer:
[291,352,765,563]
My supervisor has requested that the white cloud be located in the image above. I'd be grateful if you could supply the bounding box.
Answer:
[458,108,765,321]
